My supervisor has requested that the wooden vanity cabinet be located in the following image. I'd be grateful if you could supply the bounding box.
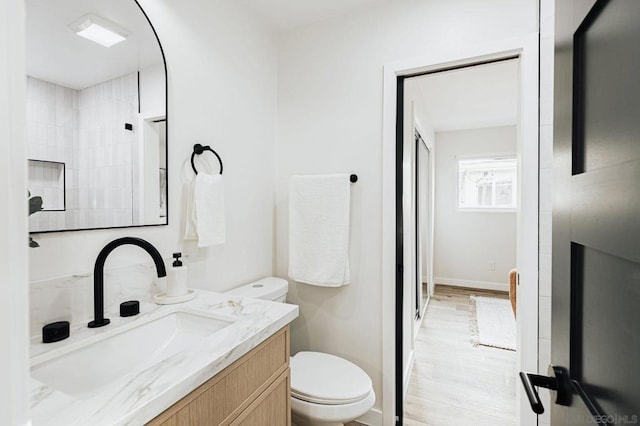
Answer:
[148,326,291,426]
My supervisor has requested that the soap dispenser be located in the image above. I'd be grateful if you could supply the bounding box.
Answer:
[155,252,194,304]
[167,252,188,297]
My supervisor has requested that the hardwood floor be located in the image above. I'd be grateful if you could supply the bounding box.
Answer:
[403,285,517,426]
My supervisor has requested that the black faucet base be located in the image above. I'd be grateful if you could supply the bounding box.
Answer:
[88,318,110,328]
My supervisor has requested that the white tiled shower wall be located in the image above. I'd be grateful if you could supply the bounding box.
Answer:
[78,72,138,229]
[27,72,138,232]
[538,0,554,424]
[26,76,78,231]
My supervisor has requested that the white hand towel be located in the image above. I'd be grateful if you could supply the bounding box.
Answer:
[184,179,198,240]
[194,173,226,247]
[288,174,351,287]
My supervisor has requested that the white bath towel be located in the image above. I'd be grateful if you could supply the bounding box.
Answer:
[288,174,351,286]
[184,173,226,247]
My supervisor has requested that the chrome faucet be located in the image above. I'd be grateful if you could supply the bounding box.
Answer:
[88,237,167,328]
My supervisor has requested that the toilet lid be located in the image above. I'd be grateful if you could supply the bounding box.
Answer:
[290,351,372,405]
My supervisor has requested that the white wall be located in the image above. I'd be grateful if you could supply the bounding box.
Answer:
[0,0,29,423]
[276,1,538,421]
[29,0,278,295]
[433,126,517,290]
[139,63,166,115]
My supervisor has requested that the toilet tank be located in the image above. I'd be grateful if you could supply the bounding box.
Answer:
[225,277,288,303]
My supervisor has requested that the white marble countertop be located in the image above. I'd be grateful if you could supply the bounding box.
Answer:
[29,289,298,426]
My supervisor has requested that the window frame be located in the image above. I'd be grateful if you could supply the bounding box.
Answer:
[455,154,518,213]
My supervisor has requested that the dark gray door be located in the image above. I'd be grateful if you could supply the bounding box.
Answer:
[520,1,640,424]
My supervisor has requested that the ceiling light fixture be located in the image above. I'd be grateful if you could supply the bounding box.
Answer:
[70,14,129,48]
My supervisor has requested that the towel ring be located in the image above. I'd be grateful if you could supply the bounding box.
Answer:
[191,144,223,175]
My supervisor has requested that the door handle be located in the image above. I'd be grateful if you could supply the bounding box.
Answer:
[519,365,572,414]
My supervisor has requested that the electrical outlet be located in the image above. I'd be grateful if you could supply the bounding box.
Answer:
[488,261,496,271]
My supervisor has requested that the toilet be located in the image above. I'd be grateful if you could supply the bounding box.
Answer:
[226,277,375,426]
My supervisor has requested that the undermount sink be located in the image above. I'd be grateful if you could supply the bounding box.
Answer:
[31,311,234,399]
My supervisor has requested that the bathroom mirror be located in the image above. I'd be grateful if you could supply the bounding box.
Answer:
[25,0,167,233]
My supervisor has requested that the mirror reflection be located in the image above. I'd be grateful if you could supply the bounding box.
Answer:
[26,0,167,233]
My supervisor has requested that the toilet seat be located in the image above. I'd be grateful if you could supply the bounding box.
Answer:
[290,351,372,405]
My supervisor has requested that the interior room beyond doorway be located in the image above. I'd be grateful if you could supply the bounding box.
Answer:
[401,58,521,426]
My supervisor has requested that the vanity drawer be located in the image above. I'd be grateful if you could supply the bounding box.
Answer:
[148,325,290,426]
[230,369,290,426]
[226,327,288,413]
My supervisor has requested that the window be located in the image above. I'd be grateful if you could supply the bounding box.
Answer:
[457,157,517,210]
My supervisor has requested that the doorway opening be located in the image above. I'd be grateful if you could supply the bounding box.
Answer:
[382,37,540,426]
[381,37,540,426]
[400,58,521,425]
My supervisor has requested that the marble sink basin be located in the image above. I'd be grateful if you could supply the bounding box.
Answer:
[31,311,234,399]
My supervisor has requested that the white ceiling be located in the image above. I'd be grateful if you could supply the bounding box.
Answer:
[26,0,163,90]
[26,0,385,89]
[236,0,388,31]
[405,59,519,133]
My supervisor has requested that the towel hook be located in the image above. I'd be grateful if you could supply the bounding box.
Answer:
[191,144,223,175]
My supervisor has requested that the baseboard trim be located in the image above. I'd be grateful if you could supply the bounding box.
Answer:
[403,349,414,400]
[435,277,508,292]
[356,407,383,425]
